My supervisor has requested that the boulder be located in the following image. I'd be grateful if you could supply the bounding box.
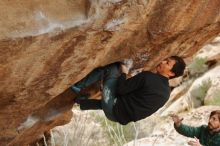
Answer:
[1,0,220,145]
[125,106,220,146]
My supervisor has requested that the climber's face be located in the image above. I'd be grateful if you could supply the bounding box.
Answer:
[208,114,220,131]
[156,58,176,78]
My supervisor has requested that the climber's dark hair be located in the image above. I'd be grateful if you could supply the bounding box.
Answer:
[170,56,186,79]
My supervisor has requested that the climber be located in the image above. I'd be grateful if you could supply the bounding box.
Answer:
[171,110,220,146]
[71,56,186,125]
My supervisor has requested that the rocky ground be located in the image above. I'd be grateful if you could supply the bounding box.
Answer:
[125,106,220,146]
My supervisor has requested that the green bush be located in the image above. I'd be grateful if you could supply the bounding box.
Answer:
[205,89,220,106]
[190,78,212,103]
[188,57,208,75]
[94,113,137,146]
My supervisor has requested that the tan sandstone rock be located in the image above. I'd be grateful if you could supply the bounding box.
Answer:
[1,0,220,145]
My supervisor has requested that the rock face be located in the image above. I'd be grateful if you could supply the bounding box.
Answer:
[125,106,220,146]
[1,0,220,145]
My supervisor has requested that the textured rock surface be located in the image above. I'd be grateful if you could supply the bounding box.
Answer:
[1,0,220,145]
[125,106,220,146]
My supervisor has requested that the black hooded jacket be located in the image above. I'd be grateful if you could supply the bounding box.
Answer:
[113,71,170,125]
